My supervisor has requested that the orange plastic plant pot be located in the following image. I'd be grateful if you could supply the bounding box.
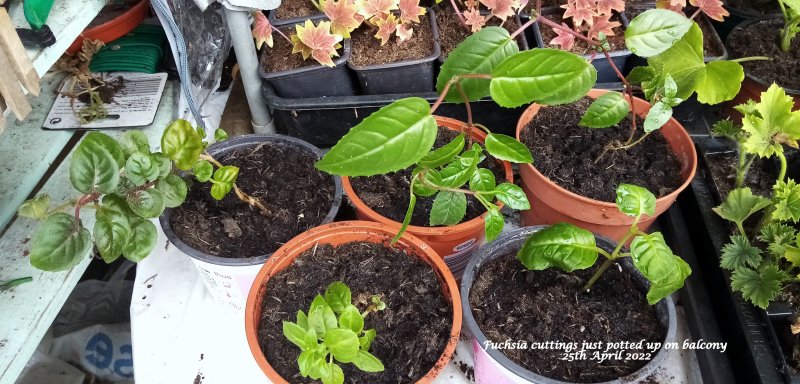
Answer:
[725,77,800,119]
[68,0,150,55]
[515,89,698,240]
[244,221,462,384]
[341,116,513,274]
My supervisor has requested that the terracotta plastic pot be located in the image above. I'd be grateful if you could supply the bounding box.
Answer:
[515,89,697,240]
[68,0,150,54]
[341,116,514,278]
[244,221,462,383]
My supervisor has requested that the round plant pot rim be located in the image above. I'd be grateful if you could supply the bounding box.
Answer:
[723,1,783,18]
[515,88,698,209]
[460,225,677,384]
[85,0,149,34]
[341,115,513,235]
[159,133,343,267]
[245,220,462,384]
[727,16,800,95]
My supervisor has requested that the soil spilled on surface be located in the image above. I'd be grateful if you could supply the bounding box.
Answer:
[272,0,322,20]
[351,127,506,226]
[519,97,683,202]
[436,9,524,59]
[258,241,453,383]
[169,141,336,258]
[470,250,665,382]
[539,13,626,55]
[261,25,345,72]
[728,18,800,90]
[349,15,435,67]
[76,76,126,104]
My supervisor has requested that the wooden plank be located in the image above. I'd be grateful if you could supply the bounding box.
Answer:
[8,0,106,77]
[0,50,31,120]
[0,81,176,384]
[0,9,39,95]
[0,73,73,232]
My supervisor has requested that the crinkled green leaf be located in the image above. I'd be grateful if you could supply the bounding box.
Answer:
[741,84,800,158]
[484,207,504,242]
[70,132,125,194]
[430,191,467,226]
[161,120,204,171]
[193,160,213,182]
[517,223,598,272]
[339,305,364,334]
[126,189,166,219]
[647,23,704,100]
[155,174,188,208]
[731,264,789,309]
[214,128,229,142]
[418,133,465,168]
[470,168,496,193]
[210,166,239,200]
[316,98,437,176]
[773,179,800,222]
[437,27,519,102]
[125,152,161,186]
[439,149,480,188]
[324,328,360,363]
[494,182,529,210]
[713,187,772,229]
[153,153,172,178]
[119,131,150,156]
[484,133,533,163]
[94,207,131,263]
[412,168,441,197]
[625,9,693,57]
[122,219,157,262]
[720,234,762,270]
[615,183,657,217]
[630,233,692,304]
[490,49,597,107]
[324,281,351,314]
[579,92,630,128]
[18,194,51,220]
[696,61,744,105]
[29,213,91,271]
[308,295,337,338]
[352,350,384,372]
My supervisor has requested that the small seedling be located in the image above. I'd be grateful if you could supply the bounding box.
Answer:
[283,282,385,384]
[778,0,800,52]
[516,184,691,304]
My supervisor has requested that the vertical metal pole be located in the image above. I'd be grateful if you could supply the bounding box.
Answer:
[224,8,275,133]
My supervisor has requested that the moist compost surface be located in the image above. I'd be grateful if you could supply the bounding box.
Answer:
[273,0,321,19]
[729,18,800,90]
[519,97,683,202]
[705,152,776,199]
[349,15,435,67]
[539,13,626,55]
[88,0,139,28]
[350,127,506,226]
[470,250,665,382]
[258,241,452,383]
[726,0,781,14]
[776,285,800,371]
[169,141,335,258]
[261,26,345,72]
[436,10,524,59]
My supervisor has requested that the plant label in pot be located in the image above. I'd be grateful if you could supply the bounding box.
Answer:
[461,184,689,383]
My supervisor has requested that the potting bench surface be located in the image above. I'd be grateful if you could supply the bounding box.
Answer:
[0,77,177,384]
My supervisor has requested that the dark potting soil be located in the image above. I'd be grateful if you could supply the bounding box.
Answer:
[169,141,335,258]
[76,76,126,104]
[775,285,800,371]
[348,15,435,67]
[469,250,665,382]
[728,18,800,90]
[436,10,524,59]
[350,127,506,226]
[273,0,322,20]
[261,26,345,72]
[539,13,626,55]
[704,151,776,199]
[258,241,453,383]
[519,97,683,202]
[88,0,139,28]
[726,0,781,14]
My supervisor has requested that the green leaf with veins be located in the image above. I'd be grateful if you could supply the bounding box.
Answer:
[214,128,229,142]
[122,219,157,262]
[320,362,344,384]
[412,168,442,197]
[710,119,742,141]
[70,132,125,194]
[325,328,360,363]
[284,321,317,350]
[193,160,213,182]
[316,98,437,176]
[125,152,161,186]
[153,153,172,178]
[731,264,789,309]
[772,179,800,222]
[210,166,239,200]
[517,223,598,272]
[470,168,496,193]
[484,133,533,163]
[155,174,188,208]
[161,119,204,171]
[324,282,351,314]
[94,207,131,263]
[627,66,655,83]
[297,310,309,330]
[418,133,465,168]
[630,233,692,304]
[625,9,693,57]
[713,187,771,229]
[18,194,51,220]
[647,23,703,100]
[615,184,656,217]
[720,235,762,270]
[360,329,376,350]
[339,305,364,334]
[494,183,529,210]
[579,92,630,128]
[644,101,673,133]
[484,207,504,242]
[439,149,480,188]
[696,61,744,104]
[760,223,796,256]
[430,191,467,226]
[740,84,800,157]
[29,213,91,271]
[352,350,384,372]
[308,295,337,338]
[490,49,597,107]
[126,189,165,219]
[119,131,150,156]
[437,27,519,102]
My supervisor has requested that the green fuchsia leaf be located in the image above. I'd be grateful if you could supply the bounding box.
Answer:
[418,133,465,168]
[625,9,693,57]
[252,11,274,49]
[630,232,691,304]
[484,133,533,163]
[484,207,504,242]
[517,223,599,272]
[579,92,630,128]
[430,191,467,226]
[292,20,343,67]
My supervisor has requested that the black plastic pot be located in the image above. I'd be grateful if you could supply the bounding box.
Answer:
[716,0,782,41]
[460,226,676,383]
[258,20,356,98]
[435,10,530,63]
[529,8,631,83]
[267,9,325,27]
[347,8,441,95]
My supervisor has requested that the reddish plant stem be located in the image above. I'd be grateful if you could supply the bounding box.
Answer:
[273,26,292,44]
[689,7,702,20]
[430,74,492,115]
[510,17,537,40]
[601,50,638,143]
[535,16,601,46]
[455,82,475,149]
[449,0,467,26]
[74,193,100,220]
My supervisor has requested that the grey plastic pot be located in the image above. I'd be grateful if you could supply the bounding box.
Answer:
[159,134,343,311]
[460,226,677,384]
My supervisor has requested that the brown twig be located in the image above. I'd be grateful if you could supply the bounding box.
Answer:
[455,82,475,149]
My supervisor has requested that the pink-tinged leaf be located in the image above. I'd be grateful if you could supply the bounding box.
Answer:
[691,0,729,21]
[550,22,576,51]
[464,8,487,32]
[657,0,684,11]
[373,13,399,45]
[398,0,426,24]
[252,11,273,49]
[397,23,414,42]
[358,0,399,19]
[587,14,620,39]
[480,0,520,21]
[596,0,625,14]
[293,20,343,67]
[323,0,363,37]
[562,0,597,27]
[465,0,479,8]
